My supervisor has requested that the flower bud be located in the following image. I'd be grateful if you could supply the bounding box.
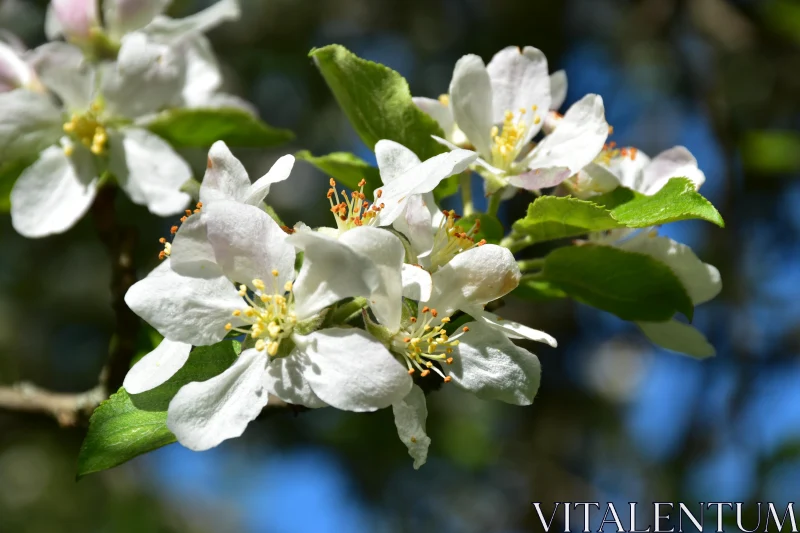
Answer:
[0,41,40,93]
[50,0,100,43]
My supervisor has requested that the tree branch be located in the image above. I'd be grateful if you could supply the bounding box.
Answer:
[91,186,141,396]
[0,383,105,426]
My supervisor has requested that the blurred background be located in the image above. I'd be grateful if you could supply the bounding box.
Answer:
[1,0,800,531]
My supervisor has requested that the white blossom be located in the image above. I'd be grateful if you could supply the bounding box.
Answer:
[7,38,192,238]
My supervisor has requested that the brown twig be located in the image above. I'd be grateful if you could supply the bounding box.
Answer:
[90,185,141,396]
[0,383,106,427]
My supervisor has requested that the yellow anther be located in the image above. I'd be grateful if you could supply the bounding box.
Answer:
[267,342,279,356]
[224,323,233,331]
[63,144,74,157]
[441,317,450,323]
[232,310,241,317]
[253,279,265,290]
[255,339,266,351]
[267,322,281,338]
[438,94,450,106]
[284,281,293,292]
[271,269,279,277]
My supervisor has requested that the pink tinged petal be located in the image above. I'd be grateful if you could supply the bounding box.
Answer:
[245,154,295,206]
[204,202,296,289]
[449,54,493,159]
[392,385,431,469]
[618,234,721,305]
[297,329,412,412]
[640,146,706,195]
[507,167,571,191]
[375,139,422,183]
[123,339,192,394]
[169,214,221,277]
[549,70,567,111]
[199,141,251,205]
[401,264,432,302]
[637,320,715,359]
[104,0,171,39]
[486,45,551,144]
[448,321,541,405]
[526,94,608,176]
[124,260,244,345]
[11,144,98,238]
[469,309,557,348]
[427,244,520,315]
[412,97,455,142]
[108,128,192,216]
[167,348,268,451]
[50,0,99,42]
[101,33,186,118]
[373,149,477,226]
[0,41,36,92]
[263,350,327,409]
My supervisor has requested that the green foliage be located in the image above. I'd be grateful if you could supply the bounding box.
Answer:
[146,108,294,148]
[77,341,239,478]
[511,178,723,246]
[296,150,382,196]
[0,157,35,212]
[455,213,504,244]
[310,44,446,160]
[741,130,800,173]
[433,175,460,201]
[511,279,567,301]
[539,244,694,321]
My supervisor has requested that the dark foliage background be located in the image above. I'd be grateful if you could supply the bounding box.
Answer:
[1,0,799,531]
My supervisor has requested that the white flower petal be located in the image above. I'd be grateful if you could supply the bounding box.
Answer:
[486,45,550,144]
[141,0,240,43]
[449,54,493,159]
[427,244,520,315]
[169,214,221,277]
[297,328,412,412]
[50,0,99,42]
[198,140,251,205]
[263,350,327,409]
[618,234,721,305]
[0,89,63,160]
[245,154,295,206]
[374,149,477,226]
[102,32,186,118]
[109,128,191,216]
[549,70,568,110]
[507,167,571,191]
[604,148,651,190]
[448,321,541,405]
[413,97,455,143]
[180,34,222,107]
[375,139,421,183]
[569,162,622,198]
[338,226,405,331]
[123,339,192,394]
[167,347,268,451]
[104,0,170,39]
[401,263,432,302]
[0,41,37,92]
[392,385,431,469]
[525,94,608,177]
[393,193,439,258]
[10,144,98,238]
[470,309,557,347]
[204,201,296,289]
[640,146,706,195]
[124,260,244,345]
[638,320,715,359]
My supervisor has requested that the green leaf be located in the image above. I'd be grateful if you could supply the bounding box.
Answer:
[511,178,723,246]
[77,341,239,478]
[0,157,35,212]
[310,44,445,160]
[511,196,622,244]
[455,213,505,244]
[511,279,567,301]
[433,175,459,201]
[540,244,694,321]
[296,150,381,196]
[610,178,724,228]
[146,108,294,148]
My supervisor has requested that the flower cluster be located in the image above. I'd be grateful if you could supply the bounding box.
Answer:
[0,0,242,237]
[124,140,555,468]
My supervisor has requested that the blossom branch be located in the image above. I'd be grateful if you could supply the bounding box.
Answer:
[91,185,141,396]
[0,383,105,426]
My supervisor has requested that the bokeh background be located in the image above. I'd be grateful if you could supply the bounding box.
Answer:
[1,0,800,531]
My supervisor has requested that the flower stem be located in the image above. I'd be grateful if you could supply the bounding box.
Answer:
[459,172,474,216]
[500,233,534,253]
[91,185,140,397]
[517,258,544,272]
[487,190,503,216]
[330,297,368,324]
